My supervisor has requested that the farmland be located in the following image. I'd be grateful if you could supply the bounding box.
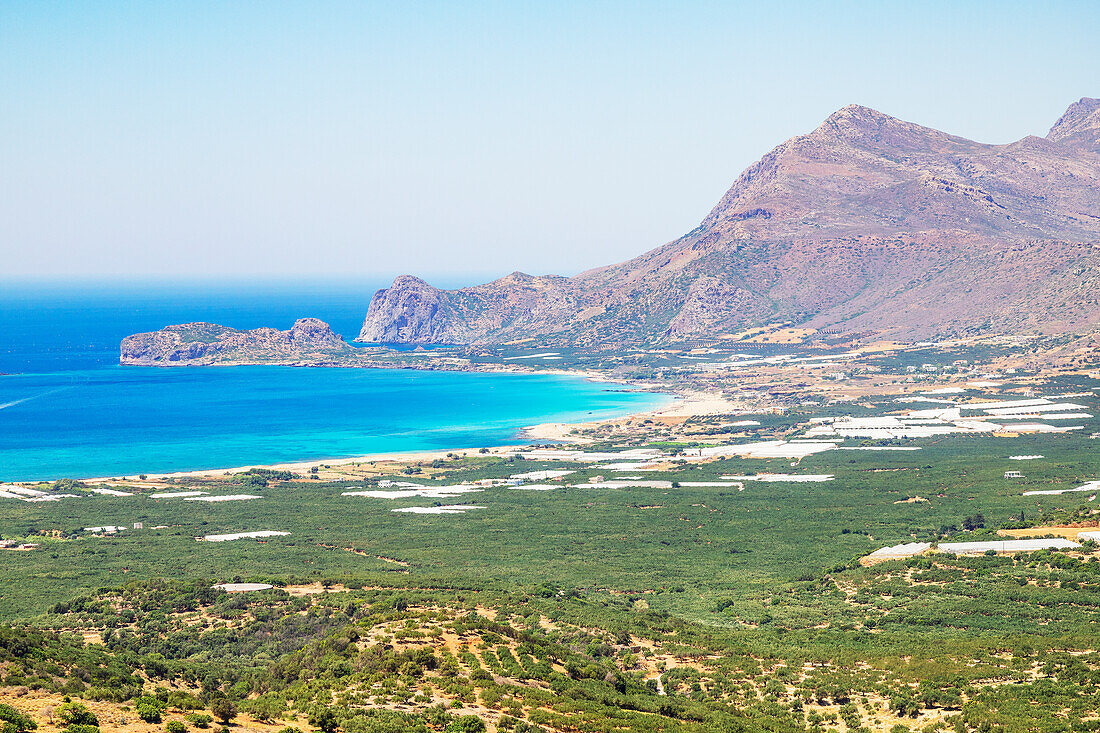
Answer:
[1,366,1099,732]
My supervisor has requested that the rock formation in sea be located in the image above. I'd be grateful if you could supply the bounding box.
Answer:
[121,318,355,366]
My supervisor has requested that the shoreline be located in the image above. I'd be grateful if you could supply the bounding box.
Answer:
[79,444,532,483]
[3,361,684,485]
[519,389,744,441]
[59,380,686,484]
[72,388,745,485]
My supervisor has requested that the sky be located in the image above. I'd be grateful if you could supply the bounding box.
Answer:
[2,1,1098,285]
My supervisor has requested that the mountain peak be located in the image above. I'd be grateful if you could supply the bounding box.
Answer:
[824,103,893,123]
[807,103,957,153]
[1047,97,1100,151]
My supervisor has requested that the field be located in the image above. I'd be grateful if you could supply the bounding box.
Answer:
[4,428,1098,620]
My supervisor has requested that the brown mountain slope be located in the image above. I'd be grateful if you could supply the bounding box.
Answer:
[1047,96,1100,152]
[358,100,1100,346]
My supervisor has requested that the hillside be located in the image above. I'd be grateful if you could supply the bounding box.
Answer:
[359,99,1100,346]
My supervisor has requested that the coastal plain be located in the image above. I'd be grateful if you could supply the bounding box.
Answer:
[2,333,1099,732]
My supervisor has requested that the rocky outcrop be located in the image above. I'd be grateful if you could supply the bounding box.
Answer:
[1047,97,1100,152]
[121,318,355,366]
[356,276,465,343]
[360,98,1100,346]
[663,278,775,339]
[357,272,582,345]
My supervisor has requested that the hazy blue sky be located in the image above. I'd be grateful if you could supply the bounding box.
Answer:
[3,1,1098,284]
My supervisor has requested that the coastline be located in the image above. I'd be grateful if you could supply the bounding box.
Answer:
[79,444,530,483]
[2,356,685,484]
[58,373,685,484]
[519,389,740,442]
[75,387,730,485]
[76,394,684,484]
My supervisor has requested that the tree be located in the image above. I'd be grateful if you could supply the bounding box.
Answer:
[308,707,338,733]
[210,699,236,725]
[962,513,986,531]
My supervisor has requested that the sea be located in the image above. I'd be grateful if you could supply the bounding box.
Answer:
[0,280,668,482]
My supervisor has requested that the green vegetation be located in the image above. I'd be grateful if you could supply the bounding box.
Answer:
[4,426,1097,622]
[0,372,1096,731]
[56,703,96,727]
[0,703,37,732]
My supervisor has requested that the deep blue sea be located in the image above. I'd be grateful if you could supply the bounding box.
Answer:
[0,281,666,481]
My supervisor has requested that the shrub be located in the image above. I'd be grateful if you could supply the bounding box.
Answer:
[165,722,186,733]
[136,704,162,724]
[240,695,285,723]
[57,703,98,727]
[0,703,38,732]
[308,707,338,733]
[185,713,213,728]
[445,716,486,733]
[132,698,165,725]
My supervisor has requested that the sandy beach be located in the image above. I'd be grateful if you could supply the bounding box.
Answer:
[519,389,741,441]
[78,444,528,484]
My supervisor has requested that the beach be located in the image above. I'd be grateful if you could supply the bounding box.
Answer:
[72,383,690,483]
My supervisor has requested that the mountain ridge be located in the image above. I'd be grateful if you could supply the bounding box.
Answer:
[358,98,1100,347]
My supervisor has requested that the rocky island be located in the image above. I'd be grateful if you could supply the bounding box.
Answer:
[120,318,360,366]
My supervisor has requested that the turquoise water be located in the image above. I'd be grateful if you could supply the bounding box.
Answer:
[0,282,667,481]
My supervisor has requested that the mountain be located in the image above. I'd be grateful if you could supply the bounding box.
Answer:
[1046,96,1100,151]
[359,99,1100,346]
[121,318,355,365]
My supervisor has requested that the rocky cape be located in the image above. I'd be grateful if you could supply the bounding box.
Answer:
[359,98,1100,346]
[120,318,359,366]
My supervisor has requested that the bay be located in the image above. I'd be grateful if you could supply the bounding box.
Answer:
[0,281,667,481]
